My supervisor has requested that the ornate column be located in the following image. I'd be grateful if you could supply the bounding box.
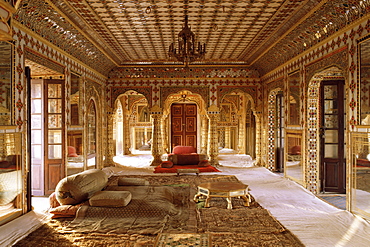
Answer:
[207,105,220,166]
[150,106,163,166]
[104,110,117,166]
[237,113,245,154]
[161,114,169,154]
[225,127,230,149]
[123,113,131,155]
[200,114,208,154]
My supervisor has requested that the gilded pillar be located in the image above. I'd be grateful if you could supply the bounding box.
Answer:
[201,115,208,154]
[123,113,131,155]
[207,106,220,166]
[150,107,163,166]
[237,114,245,154]
[104,110,116,166]
[161,114,169,154]
[225,127,230,149]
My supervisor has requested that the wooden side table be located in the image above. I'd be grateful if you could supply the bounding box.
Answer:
[194,182,250,209]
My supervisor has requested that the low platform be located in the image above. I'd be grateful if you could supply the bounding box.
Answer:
[153,164,220,174]
[176,168,199,176]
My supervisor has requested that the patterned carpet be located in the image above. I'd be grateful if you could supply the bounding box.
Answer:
[14,175,304,247]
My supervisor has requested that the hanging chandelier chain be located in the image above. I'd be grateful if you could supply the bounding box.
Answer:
[168,15,206,67]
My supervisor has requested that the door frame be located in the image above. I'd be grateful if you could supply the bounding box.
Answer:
[275,92,284,172]
[170,103,198,150]
[30,78,65,196]
[319,79,346,193]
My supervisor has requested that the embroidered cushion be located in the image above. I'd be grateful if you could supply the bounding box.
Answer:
[89,191,132,207]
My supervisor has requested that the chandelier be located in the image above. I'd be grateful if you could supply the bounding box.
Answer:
[168,15,206,67]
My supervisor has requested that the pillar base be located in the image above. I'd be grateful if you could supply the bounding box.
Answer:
[150,156,162,166]
[104,158,120,167]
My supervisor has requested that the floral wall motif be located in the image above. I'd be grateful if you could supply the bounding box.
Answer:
[109,67,258,79]
[108,75,262,113]
[217,85,258,107]
[111,87,152,109]
[306,78,322,193]
[267,90,280,171]
[160,86,209,108]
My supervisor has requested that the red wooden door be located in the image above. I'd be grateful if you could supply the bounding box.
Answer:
[171,103,197,150]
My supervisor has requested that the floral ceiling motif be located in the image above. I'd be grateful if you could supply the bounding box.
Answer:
[12,0,370,76]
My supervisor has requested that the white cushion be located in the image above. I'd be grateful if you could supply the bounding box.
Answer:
[56,169,108,205]
[89,191,132,207]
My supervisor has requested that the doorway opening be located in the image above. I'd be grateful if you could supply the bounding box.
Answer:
[27,62,65,197]
[306,66,346,194]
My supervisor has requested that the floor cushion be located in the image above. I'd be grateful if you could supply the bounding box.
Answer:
[48,192,61,208]
[49,204,82,219]
[198,160,210,167]
[118,177,149,186]
[55,169,108,205]
[89,191,132,207]
[161,161,174,168]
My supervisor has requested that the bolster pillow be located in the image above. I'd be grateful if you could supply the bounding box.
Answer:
[55,169,108,205]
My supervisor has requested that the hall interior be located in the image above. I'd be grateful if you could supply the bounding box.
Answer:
[2,1,370,246]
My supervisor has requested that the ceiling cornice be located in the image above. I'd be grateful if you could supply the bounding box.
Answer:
[45,0,119,67]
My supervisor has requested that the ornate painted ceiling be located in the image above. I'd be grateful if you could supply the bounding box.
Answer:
[13,0,370,76]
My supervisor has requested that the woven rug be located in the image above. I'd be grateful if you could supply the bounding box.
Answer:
[155,233,211,247]
[62,185,193,235]
[14,175,304,247]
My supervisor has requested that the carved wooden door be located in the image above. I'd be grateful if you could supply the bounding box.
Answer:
[171,103,197,150]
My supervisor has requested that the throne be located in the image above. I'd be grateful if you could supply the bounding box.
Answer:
[167,146,208,166]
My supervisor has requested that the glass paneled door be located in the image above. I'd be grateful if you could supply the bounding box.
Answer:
[45,80,65,195]
[31,79,65,196]
[320,80,346,193]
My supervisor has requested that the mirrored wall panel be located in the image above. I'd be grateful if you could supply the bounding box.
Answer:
[0,132,22,225]
[360,37,370,125]
[286,130,303,183]
[87,100,96,169]
[0,41,13,125]
[351,132,370,219]
[67,73,83,176]
[288,71,300,126]
[70,73,80,126]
